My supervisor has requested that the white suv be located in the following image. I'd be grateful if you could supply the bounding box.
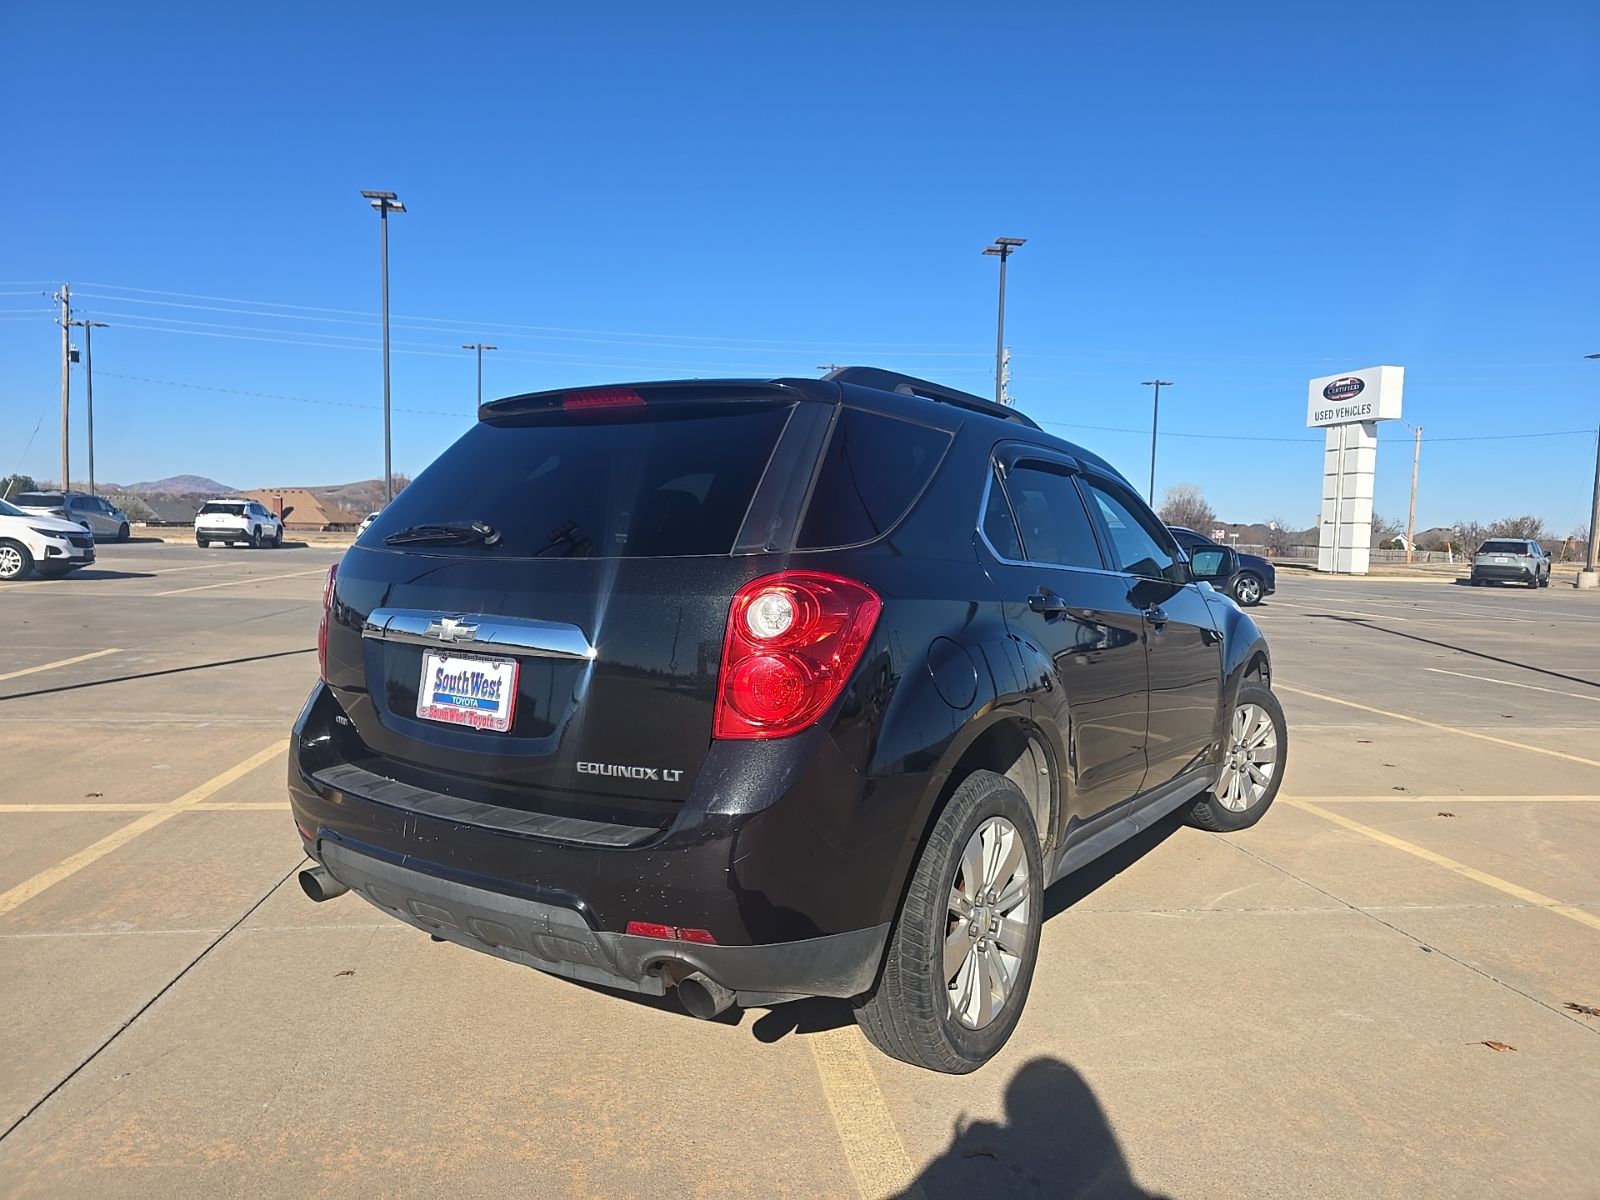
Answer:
[195,499,285,549]
[0,496,96,580]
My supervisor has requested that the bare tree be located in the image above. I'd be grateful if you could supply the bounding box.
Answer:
[1261,517,1298,554]
[1157,484,1217,533]
[1452,519,1489,555]
[1371,512,1403,547]
[1487,514,1548,541]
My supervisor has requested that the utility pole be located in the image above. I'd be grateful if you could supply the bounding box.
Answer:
[983,238,1025,406]
[999,347,1012,406]
[68,320,109,494]
[1406,424,1422,565]
[1141,379,1173,504]
[54,283,71,489]
[1584,355,1600,589]
[461,343,497,407]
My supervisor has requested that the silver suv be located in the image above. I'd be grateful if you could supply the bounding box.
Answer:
[1470,539,1550,588]
[12,491,131,542]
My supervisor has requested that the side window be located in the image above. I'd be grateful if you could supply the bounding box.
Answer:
[1001,462,1104,569]
[980,472,1024,560]
[1081,477,1184,583]
[797,407,952,548]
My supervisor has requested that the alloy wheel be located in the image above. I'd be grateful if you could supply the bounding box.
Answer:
[945,817,1032,1030]
[1215,701,1279,811]
[0,545,22,579]
[1235,575,1262,605]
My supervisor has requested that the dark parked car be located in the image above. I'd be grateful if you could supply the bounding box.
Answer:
[289,367,1286,1073]
[1470,539,1550,588]
[1168,526,1276,606]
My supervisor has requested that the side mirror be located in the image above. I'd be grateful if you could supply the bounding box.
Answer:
[1189,546,1238,584]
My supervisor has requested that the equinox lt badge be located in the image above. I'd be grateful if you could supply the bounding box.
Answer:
[578,761,684,782]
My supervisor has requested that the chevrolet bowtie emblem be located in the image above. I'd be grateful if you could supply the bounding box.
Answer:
[424,617,479,643]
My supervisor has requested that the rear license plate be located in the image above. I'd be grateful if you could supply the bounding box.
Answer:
[416,651,519,732]
[1493,557,1510,564]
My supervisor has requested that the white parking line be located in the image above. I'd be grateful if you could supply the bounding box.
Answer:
[1421,667,1600,704]
[154,569,326,597]
[1291,594,1535,623]
[0,649,121,683]
[1268,600,1409,621]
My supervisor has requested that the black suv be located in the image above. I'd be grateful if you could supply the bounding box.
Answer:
[1167,526,1277,607]
[290,367,1286,1073]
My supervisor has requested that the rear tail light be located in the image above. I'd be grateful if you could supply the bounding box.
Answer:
[625,921,718,944]
[317,563,338,682]
[713,571,882,740]
[562,387,645,411]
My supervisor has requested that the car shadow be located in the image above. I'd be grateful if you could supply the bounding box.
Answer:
[899,1055,1171,1199]
[1315,613,1600,689]
[23,568,158,581]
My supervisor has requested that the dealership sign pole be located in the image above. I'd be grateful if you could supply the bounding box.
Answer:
[1307,366,1404,574]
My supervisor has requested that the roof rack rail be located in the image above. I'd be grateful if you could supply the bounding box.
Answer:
[821,366,1039,428]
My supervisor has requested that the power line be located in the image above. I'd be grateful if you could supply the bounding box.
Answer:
[95,371,469,419]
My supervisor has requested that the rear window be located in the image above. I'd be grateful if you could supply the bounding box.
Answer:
[201,502,247,515]
[376,400,792,558]
[15,493,62,507]
[1478,540,1530,555]
[797,408,951,548]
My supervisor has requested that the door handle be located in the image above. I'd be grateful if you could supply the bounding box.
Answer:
[1143,605,1169,629]
[1028,591,1069,615]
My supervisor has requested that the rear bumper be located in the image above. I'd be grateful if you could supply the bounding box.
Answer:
[312,836,887,1002]
[288,683,919,1001]
[1471,564,1536,581]
[196,527,249,541]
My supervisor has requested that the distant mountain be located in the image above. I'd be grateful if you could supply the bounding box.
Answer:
[127,474,236,495]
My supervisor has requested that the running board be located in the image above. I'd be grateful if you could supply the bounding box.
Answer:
[1048,770,1215,886]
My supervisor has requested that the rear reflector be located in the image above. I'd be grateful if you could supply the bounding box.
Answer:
[625,921,717,945]
[562,387,645,411]
[317,562,338,682]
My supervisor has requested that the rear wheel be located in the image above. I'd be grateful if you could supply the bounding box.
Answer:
[1186,682,1286,832]
[1232,572,1264,606]
[248,527,261,549]
[196,538,209,548]
[854,770,1042,1074]
[0,540,33,581]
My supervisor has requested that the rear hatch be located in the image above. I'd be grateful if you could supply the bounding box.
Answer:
[321,383,828,833]
[1475,540,1532,566]
[197,501,250,534]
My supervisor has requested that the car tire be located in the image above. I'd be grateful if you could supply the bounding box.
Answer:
[1186,681,1287,833]
[196,538,209,548]
[272,526,284,548]
[248,527,261,550]
[0,539,33,581]
[117,522,129,543]
[1231,572,1264,606]
[1539,573,1550,588]
[853,769,1043,1074]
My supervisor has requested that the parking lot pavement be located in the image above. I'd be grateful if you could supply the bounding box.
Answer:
[1,556,1597,1198]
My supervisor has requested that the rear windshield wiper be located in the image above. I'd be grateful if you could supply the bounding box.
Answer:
[384,521,502,547]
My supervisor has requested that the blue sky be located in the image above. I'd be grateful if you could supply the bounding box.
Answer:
[2,2,1597,533]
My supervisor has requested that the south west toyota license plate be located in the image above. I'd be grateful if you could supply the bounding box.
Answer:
[416,651,519,732]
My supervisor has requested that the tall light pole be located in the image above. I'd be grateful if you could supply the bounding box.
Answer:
[1141,379,1173,504]
[362,190,405,503]
[54,283,71,489]
[68,320,108,495]
[983,237,1025,406]
[462,343,497,407]
[1581,354,1600,588]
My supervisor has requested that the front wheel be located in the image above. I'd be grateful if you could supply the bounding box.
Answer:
[1539,573,1550,588]
[116,522,129,542]
[0,539,33,581]
[1186,682,1287,832]
[1232,572,1264,606]
[854,770,1043,1074]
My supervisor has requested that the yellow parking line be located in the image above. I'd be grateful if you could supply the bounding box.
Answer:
[1422,667,1600,704]
[808,1026,924,1199]
[0,740,288,919]
[1276,684,1600,769]
[154,569,325,597]
[0,801,289,813]
[0,648,121,683]
[1286,799,1600,932]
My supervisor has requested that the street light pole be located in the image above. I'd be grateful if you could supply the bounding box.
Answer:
[1141,379,1173,504]
[1581,354,1600,587]
[983,238,1025,406]
[461,343,498,407]
[362,190,406,503]
[68,320,108,495]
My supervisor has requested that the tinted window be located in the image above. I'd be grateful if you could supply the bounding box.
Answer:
[797,408,951,548]
[200,502,247,515]
[981,472,1024,560]
[1169,528,1210,554]
[1001,462,1104,569]
[16,493,62,507]
[379,400,792,558]
[1478,540,1531,555]
[1082,477,1184,583]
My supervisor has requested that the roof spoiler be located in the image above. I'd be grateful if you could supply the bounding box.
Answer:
[477,379,819,421]
[821,367,1039,429]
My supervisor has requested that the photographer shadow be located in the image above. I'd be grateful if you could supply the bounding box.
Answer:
[901,1056,1170,1200]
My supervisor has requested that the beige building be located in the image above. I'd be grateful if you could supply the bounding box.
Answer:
[244,488,362,532]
